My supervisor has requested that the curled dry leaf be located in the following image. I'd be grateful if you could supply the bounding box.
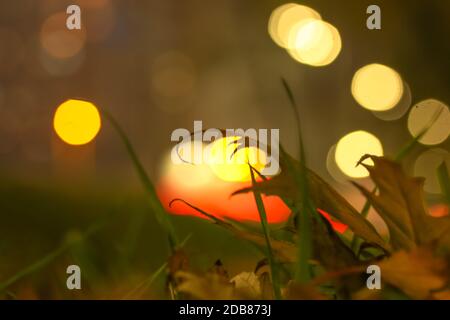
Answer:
[353,156,450,251]
[377,247,449,300]
[232,152,389,252]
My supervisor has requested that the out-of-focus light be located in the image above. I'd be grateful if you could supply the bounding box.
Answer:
[414,148,449,194]
[268,3,321,48]
[53,99,101,145]
[288,20,341,66]
[317,209,348,234]
[206,136,268,182]
[372,82,412,121]
[161,146,215,189]
[326,144,348,183]
[40,13,86,59]
[407,99,450,145]
[157,147,291,224]
[335,130,383,178]
[428,204,449,218]
[351,64,404,111]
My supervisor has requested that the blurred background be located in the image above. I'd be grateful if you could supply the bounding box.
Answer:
[0,0,449,299]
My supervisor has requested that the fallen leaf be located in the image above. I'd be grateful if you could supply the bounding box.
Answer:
[353,156,450,251]
[378,247,449,299]
[232,152,389,252]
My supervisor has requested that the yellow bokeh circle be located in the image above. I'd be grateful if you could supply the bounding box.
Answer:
[407,99,450,145]
[335,130,383,178]
[268,3,321,48]
[53,99,101,145]
[351,64,404,111]
[288,19,341,66]
[206,136,268,182]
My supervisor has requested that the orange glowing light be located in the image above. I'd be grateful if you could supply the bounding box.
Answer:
[428,204,449,218]
[317,209,348,234]
[158,151,351,232]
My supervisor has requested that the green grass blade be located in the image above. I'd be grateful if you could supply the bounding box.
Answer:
[249,164,282,299]
[123,262,168,300]
[281,78,306,165]
[281,79,313,283]
[394,106,444,161]
[0,245,67,293]
[0,215,109,293]
[282,149,313,282]
[122,234,192,299]
[102,110,178,250]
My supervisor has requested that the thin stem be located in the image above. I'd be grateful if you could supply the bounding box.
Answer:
[281,79,313,283]
[0,216,108,293]
[102,110,178,251]
[249,164,282,299]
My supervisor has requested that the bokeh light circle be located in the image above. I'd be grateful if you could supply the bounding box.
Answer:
[53,99,101,145]
[335,130,383,178]
[407,99,450,145]
[351,64,404,111]
[326,144,348,183]
[40,13,86,59]
[206,136,268,182]
[287,20,341,66]
[372,82,412,121]
[268,3,321,48]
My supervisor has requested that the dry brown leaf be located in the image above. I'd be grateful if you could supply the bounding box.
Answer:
[378,247,449,299]
[353,156,450,251]
[232,152,389,251]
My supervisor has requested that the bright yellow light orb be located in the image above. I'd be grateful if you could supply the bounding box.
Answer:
[351,64,404,111]
[53,99,101,145]
[288,20,341,66]
[335,130,383,178]
[407,99,450,145]
[206,136,268,182]
[268,3,321,48]
[372,82,412,121]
